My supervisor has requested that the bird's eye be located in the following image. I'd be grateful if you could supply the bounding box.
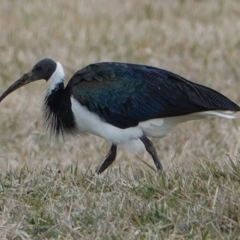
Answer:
[34,64,43,71]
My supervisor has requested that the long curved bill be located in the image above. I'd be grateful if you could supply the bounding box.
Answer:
[0,71,37,102]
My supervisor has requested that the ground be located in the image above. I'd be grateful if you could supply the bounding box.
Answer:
[0,1,240,239]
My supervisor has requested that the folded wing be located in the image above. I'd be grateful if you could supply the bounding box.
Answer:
[66,62,240,129]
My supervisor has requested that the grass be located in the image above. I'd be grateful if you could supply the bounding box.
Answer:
[0,0,240,239]
[1,161,240,239]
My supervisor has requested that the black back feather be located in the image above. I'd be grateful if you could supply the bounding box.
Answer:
[65,62,240,129]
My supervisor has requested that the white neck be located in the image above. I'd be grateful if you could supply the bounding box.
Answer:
[47,62,65,95]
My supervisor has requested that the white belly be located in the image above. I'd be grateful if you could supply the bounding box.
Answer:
[71,96,236,148]
[71,97,143,145]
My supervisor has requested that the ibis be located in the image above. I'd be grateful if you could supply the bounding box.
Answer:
[0,59,239,173]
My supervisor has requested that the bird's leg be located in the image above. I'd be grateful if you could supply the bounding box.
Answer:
[140,135,163,171]
[96,144,117,174]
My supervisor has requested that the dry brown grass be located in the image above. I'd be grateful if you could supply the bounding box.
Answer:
[0,0,240,239]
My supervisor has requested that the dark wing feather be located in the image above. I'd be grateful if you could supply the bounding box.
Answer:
[66,62,240,128]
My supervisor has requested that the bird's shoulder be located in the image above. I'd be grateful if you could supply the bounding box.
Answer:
[66,62,172,87]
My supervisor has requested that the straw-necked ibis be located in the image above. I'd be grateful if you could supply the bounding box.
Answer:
[0,58,239,173]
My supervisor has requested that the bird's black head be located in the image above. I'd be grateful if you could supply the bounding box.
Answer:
[32,58,57,81]
[0,58,57,102]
